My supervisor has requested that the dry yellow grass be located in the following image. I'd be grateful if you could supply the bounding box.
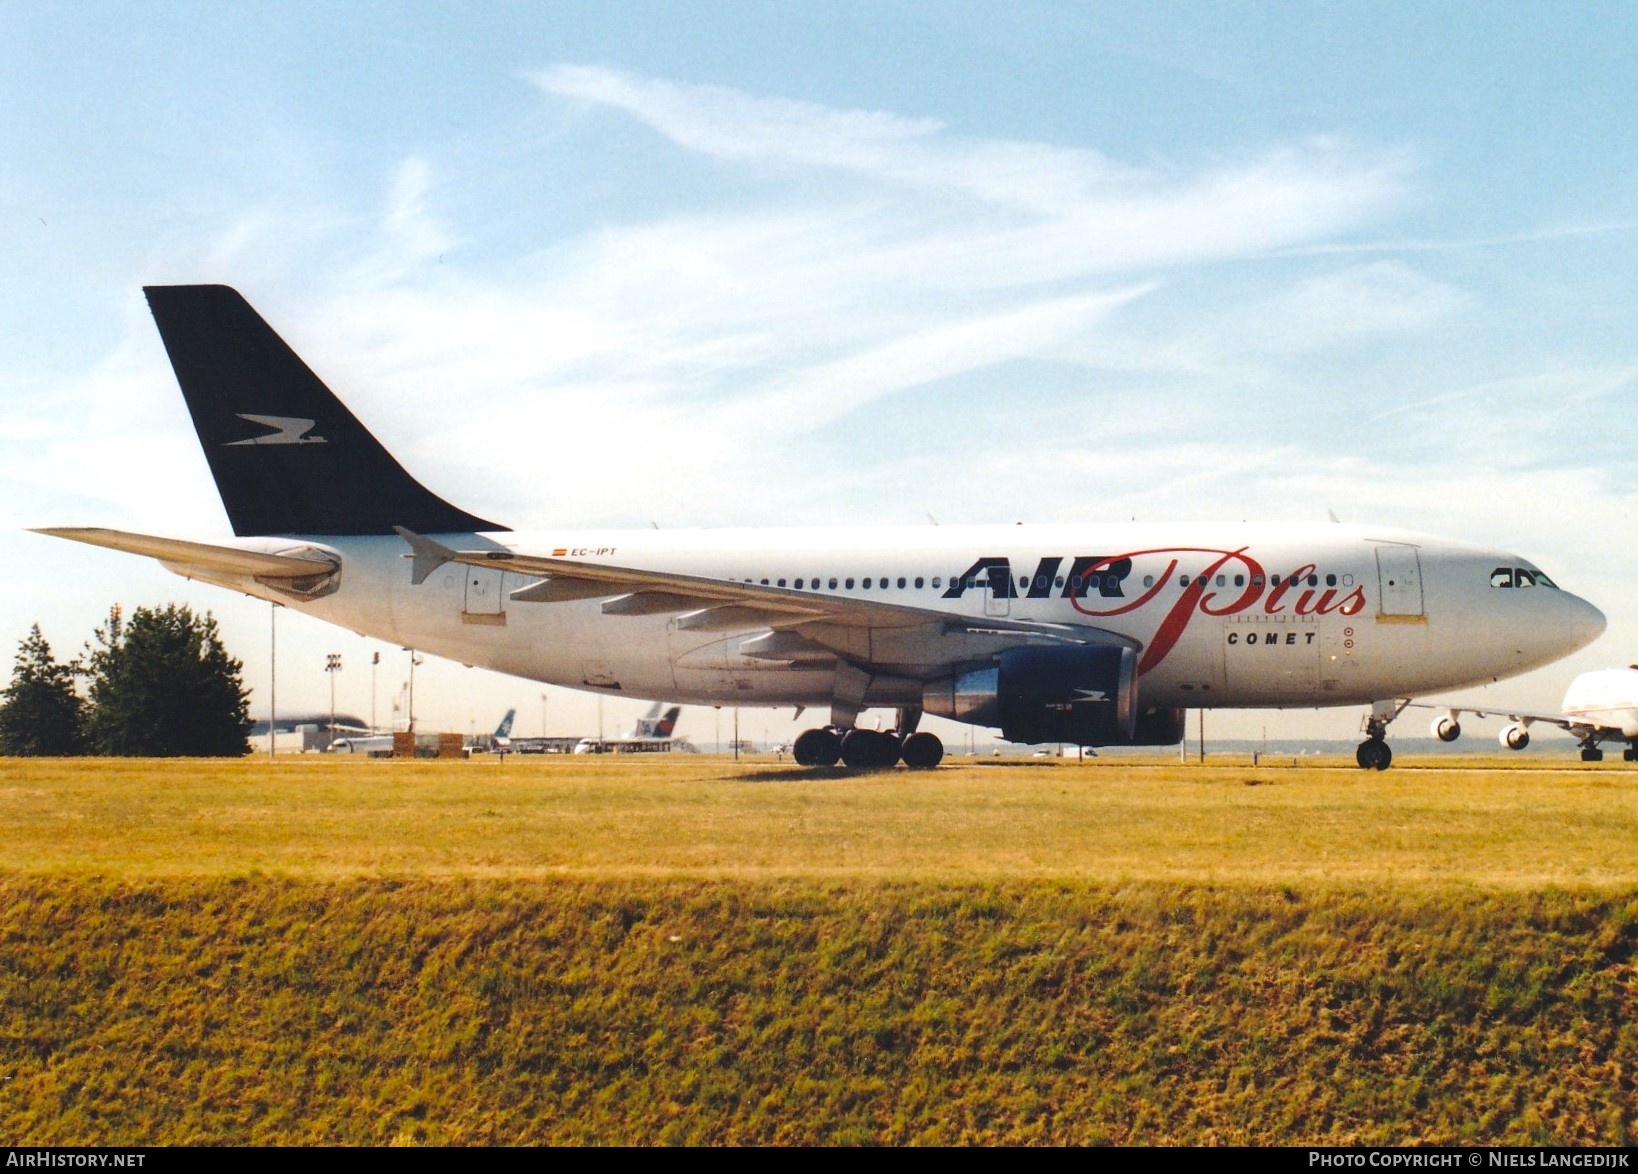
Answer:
[4,754,1638,1144]
[3,752,1637,887]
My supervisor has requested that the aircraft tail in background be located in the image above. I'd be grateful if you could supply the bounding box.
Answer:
[628,703,682,739]
[493,708,516,749]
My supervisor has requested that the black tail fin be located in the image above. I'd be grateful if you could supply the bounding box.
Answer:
[144,285,505,536]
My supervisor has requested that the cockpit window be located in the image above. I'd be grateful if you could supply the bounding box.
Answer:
[1514,568,1537,588]
[1490,567,1514,588]
[1532,569,1558,588]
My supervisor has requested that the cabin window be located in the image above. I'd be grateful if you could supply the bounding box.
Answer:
[1143,575,1154,588]
[760,579,769,586]
[777,579,786,587]
[845,578,855,590]
[1271,574,1281,587]
[1307,574,1318,588]
[829,578,838,590]
[897,577,906,588]
[1179,575,1190,587]
[915,577,925,589]
[863,578,872,589]
[1325,573,1336,587]
[794,578,804,589]
[1234,574,1244,587]
[1215,574,1226,587]
[932,577,942,588]
[1251,575,1264,587]
[1054,576,1064,588]
[1491,567,1514,588]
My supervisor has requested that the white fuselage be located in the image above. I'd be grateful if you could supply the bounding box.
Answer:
[1561,668,1638,738]
[187,521,1604,718]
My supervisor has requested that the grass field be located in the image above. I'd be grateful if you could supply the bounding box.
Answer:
[3,754,1637,1143]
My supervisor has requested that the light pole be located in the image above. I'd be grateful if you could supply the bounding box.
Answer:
[371,651,380,732]
[404,648,422,733]
[325,653,342,748]
[269,602,278,759]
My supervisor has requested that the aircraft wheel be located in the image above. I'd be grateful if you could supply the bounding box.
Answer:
[793,728,841,767]
[1356,739,1391,771]
[1624,748,1638,764]
[841,729,899,769]
[839,729,875,769]
[1581,747,1604,763]
[901,731,944,769]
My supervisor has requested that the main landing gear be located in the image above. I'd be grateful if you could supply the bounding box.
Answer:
[790,727,945,769]
[1356,699,1409,771]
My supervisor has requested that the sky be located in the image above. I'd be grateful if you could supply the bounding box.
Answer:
[4,1,1638,749]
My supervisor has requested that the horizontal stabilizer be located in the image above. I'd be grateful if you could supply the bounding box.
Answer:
[32,527,338,580]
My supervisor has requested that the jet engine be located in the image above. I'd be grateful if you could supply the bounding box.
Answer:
[923,645,1184,747]
[1430,715,1462,743]
[1499,723,1530,751]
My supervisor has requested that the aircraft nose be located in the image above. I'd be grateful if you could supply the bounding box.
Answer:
[1564,591,1607,651]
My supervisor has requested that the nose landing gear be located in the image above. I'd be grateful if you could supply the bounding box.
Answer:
[1356,738,1393,770]
[1356,699,1409,771]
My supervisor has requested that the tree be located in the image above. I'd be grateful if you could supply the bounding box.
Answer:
[83,604,251,756]
[0,625,85,755]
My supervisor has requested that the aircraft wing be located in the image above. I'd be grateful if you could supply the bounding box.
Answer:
[1408,700,1595,738]
[396,529,1138,664]
[33,527,339,581]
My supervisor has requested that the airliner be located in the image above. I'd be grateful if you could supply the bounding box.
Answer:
[35,286,1607,770]
[572,704,689,754]
[1423,667,1638,762]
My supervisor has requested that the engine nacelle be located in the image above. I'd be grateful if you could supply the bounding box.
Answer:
[1430,715,1462,743]
[1499,723,1530,751]
[924,645,1180,747]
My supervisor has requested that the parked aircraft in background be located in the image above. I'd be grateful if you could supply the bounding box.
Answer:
[572,703,691,754]
[326,730,396,755]
[36,286,1607,771]
[489,707,516,754]
[1422,666,1638,762]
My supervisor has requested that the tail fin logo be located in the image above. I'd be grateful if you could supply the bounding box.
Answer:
[226,414,327,446]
